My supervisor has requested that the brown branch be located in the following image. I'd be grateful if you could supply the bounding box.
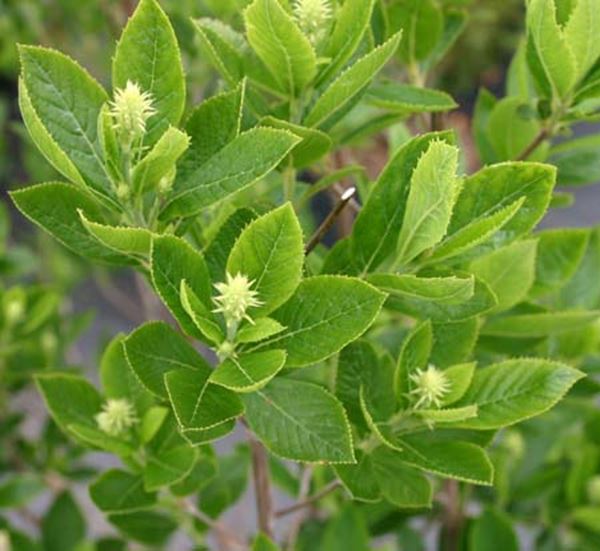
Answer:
[180,498,247,551]
[440,480,463,551]
[515,128,549,161]
[249,435,274,539]
[305,187,357,254]
[276,479,341,518]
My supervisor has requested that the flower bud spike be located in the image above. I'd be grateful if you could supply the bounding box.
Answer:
[95,398,138,436]
[212,272,263,327]
[109,80,156,146]
[409,365,450,409]
[293,0,332,46]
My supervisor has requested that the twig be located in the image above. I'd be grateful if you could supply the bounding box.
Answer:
[515,128,549,161]
[332,183,361,214]
[305,187,357,254]
[249,434,274,539]
[285,466,314,551]
[440,480,462,551]
[180,498,247,551]
[276,479,341,518]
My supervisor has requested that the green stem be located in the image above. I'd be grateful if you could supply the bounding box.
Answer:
[283,163,297,203]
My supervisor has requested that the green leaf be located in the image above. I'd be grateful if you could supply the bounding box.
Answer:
[112,0,185,145]
[180,280,224,345]
[350,131,455,275]
[560,228,600,309]
[80,211,153,259]
[244,0,316,94]
[386,277,497,322]
[454,359,584,429]
[396,140,460,265]
[123,321,211,398]
[131,126,189,193]
[370,447,432,508]
[531,228,589,296]
[151,235,212,339]
[243,378,355,463]
[176,82,244,187]
[482,310,600,338]
[10,183,125,264]
[549,134,600,186]
[395,321,432,405]
[304,33,401,129]
[100,334,153,413]
[430,317,479,368]
[140,407,169,444]
[252,276,386,367]
[210,350,287,392]
[322,506,370,551]
[160,128,299,220]
[205,207,258,282]
[442,363,476,406]
[18,77,85,189]
[144,445,197,491]
[563,0,600,79]
[470,509,519,551]
[227,203,304,315]
[388,0,443,62]
[319,0,375,85]
[253,534,281,551]
[236,317,285,343]
[387,434,493,485]
[368,274,474,305]
[449,162,556,253]
[260,116,332,168]
[367,83,457,115]
[469,239,538,312]
[425,197,525,265]
[472,88,498,165]
[18,46,113,203]
[336,340,381,428]
[417,405,478,424]
[487,97,545,162]
[171,446,217,496]
[181,421,237,446]
[108,511,176,546]
[164,368,244,430]
[526,0,577,99]
[198,445,250,518]
[0,474,45,508]
[334,450,381,502]
[42,492,85,551]
[35,373,102,435]
[90,470,156,514]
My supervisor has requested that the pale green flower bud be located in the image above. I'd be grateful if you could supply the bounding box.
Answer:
[4,297,25,325]
[294,0,332,46]
[213,272,263,326]
[116,182,130,201]
[587,475,600,505]
[109,80,156,146]
[95,398,137,436]
[409,365,450,409]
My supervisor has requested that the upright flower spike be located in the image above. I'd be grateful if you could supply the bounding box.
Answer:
[409,365,450,409]
[293,0,332,46]
[109,80,156,147]
[213,272,263,327]
[95,398,138,436]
